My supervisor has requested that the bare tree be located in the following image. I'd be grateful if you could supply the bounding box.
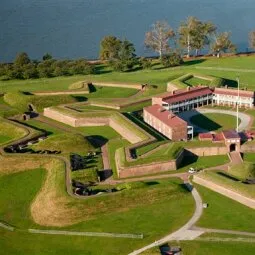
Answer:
[144,21,175,59]
[249,31,255,50]
[211,32,236,58]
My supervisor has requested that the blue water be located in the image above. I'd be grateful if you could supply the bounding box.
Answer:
[0,0,254,62]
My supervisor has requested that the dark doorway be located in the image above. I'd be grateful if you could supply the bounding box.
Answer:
[230,143,236,152]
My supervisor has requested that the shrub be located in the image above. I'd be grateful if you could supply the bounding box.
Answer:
[139,57,152,69]
[161,52,183,67]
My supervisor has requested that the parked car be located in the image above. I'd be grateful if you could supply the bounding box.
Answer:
[188,167,196,174]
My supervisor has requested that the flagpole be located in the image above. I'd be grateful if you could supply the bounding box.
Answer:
[236,77,240,132]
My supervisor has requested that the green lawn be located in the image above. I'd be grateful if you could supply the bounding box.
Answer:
[141,241,255,255]
[0,167,194,255]
[195,184,255,232]
[184,76,211,86]
[190,113,239,131]
[0,118,28,145]
[243,153,255,162]
[77,126,121,140]
[0,168,46,228]
[31,133,94,156]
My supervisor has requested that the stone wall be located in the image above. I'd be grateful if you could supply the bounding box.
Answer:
[75,117,109,127]
[193,175,255,209]
[185,146,228,156]
[116,149,184,178]
[241,144,255,152]
[90,82,142,90]
[44,108,77,127]
[109,118,144,144]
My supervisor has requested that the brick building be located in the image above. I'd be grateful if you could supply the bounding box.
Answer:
[143,104,188,141]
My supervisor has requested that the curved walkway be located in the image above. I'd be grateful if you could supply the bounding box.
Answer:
[128,183,204,255]
[178,108,251,132]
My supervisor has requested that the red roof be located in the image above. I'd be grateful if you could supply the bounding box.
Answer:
[162,86,212,104]
[213,133,224,142]
[199,133,213,140]
[144,104,187,128]
[222,130,240,140]
[213,88,254,98]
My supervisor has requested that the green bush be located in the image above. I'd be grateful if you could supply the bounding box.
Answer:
[161,52,183,67]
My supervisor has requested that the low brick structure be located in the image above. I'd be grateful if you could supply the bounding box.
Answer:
[143,104,187,141]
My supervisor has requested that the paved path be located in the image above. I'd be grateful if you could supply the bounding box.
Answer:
[128,183,205,255]
[192,227,255,237]
[178,108,251,132]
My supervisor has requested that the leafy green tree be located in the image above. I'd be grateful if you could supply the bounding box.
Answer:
[145,21,175,59]
[249,31,255,50]
[23,63,38,79]
[99,36,121,60]
[14,52,30,66]
[161,52,183,67]
[139,57,152,69]
[37,59,55,78]
[178,17,216,57]
[110,39,137,72]
[70,59,95,75]
[42,53,53,61]
[211,32,236,58]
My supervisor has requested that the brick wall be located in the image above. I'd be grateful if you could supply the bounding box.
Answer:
[185,146,228,156]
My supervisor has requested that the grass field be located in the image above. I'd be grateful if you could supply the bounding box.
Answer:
[184,76,211,86]
[0,164,194,254]
[190,113,239,131]
[0,118,28,145]
[140,241,255,255]
[195,184,255,232]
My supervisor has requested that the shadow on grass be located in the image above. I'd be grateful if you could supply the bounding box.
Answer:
[217,171,240,181]
[71,95,88,102]
[178,154,199,169]
[86,135,108,148]
[224,78,238,88]
[190,112,222,132]
[182,58,206,66]
[94,64,112,75]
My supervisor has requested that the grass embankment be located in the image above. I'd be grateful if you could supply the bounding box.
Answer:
[196,184,255,232]
[31,133,93,156]
[0,161,194,254]
[184,76,211,86]
[190,113,239,132]
[197,169,255,199]
[0,118,28,145]
[118,143,183,167]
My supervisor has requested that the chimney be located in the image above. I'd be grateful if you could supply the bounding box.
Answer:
[225,85,228,89]
[168,112,174,119]
[187,86,191,91]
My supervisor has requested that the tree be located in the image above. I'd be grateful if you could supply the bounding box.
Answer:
[139,57,152,69]
[178,17,216,57]
[145,21,175,59]
[37,59,55,78]
[99,36,121,60]
[211,32,236,58]
[249,31,255,50]
[42,53,53,61]
[23,63,38,79]
[14,52,30,66]
[110,39,137,72]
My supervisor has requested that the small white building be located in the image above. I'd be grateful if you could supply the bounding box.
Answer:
[213,87,254,108]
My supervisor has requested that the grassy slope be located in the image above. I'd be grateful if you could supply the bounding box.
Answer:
[0,168,46,228]
[196,184,255,232]
[0,169,194,254]
[197,170,255,199]
[0,118,28,145]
